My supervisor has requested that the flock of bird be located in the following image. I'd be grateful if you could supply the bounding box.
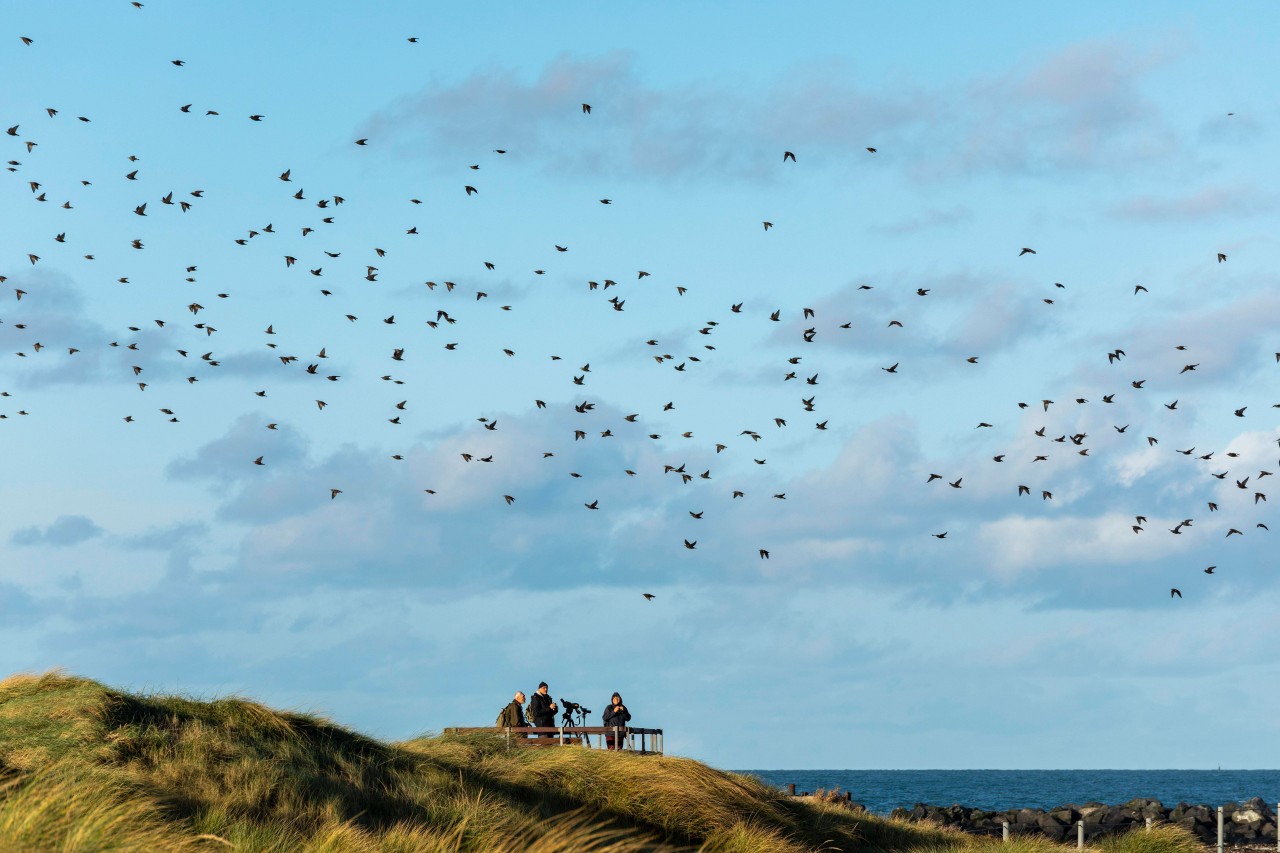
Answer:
[3,14,1276,603]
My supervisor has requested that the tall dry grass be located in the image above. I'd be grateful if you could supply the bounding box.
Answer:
[0,671,1215,852]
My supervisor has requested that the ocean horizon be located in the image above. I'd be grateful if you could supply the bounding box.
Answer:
[738,770,1280,815]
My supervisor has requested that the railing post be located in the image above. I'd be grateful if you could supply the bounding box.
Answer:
[787,783,796,796]
[1146,818,1152,831]
[1217,806,1223,853]
[1077,820,1084,849]
[1276,803,1279,853]
[558,726,564,746]
[504,726,510,751]
[1002,821,1009,842]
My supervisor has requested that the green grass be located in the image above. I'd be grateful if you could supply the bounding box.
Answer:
[0,671,1209,852]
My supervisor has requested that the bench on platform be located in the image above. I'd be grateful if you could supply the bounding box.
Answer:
[443,726,663,754]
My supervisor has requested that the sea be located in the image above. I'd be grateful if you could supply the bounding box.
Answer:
[739,771,1280,815]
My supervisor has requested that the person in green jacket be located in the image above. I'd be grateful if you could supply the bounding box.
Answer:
[497,691,528,730]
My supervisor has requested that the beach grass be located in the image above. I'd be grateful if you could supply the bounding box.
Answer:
[0,670,1209,852]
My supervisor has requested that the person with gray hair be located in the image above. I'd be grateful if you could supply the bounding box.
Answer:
[497,690,529,730]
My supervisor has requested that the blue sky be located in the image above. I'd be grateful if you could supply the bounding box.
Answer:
[2,1,1278,770]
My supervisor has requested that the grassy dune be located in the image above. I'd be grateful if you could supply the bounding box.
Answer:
[0,671,1206,852]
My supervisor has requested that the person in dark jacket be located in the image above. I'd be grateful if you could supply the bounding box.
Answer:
[497,691,528,731]
[528,681,557,737]
[602,692,630,750]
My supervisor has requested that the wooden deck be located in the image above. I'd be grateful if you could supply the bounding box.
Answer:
[443,726,664,754]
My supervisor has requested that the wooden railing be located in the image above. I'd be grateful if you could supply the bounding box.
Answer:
[443,726,663,755]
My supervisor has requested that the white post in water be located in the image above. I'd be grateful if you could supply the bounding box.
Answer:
[1276,803,1279,853]
[1002,821,1009,842]
[1077,820,1084,849]
[1217,806,1223,853]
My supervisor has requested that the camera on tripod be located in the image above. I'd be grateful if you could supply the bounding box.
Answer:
[559,698,592,727]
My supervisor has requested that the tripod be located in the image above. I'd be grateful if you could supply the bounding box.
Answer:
[558,705,591,745]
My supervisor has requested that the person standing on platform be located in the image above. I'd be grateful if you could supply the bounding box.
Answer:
[602,692,630,750]
[528,681,557,738]
[497,690,529,733]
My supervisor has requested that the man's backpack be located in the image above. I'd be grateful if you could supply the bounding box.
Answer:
[495,704,509,727]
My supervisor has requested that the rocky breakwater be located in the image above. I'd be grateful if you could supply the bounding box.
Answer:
[887,798,1277,845]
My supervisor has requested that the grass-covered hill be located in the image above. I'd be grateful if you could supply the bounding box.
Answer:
[0,671,1206,852]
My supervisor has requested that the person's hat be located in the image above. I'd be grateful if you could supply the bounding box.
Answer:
[538,681,548,689]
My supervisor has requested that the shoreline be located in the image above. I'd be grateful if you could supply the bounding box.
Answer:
[784,793,1277,846]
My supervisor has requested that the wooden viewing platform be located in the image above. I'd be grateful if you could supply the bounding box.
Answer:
[444,726,664,754]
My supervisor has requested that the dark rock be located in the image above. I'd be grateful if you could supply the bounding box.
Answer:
[1102,806,1137,827]
[1184,804,1213,824]
[1079,803,1109,821]
[1241,796,1269,814]
[1037,813,1069,840]
[1141,803,1167,820]
[972,819,1000,836]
